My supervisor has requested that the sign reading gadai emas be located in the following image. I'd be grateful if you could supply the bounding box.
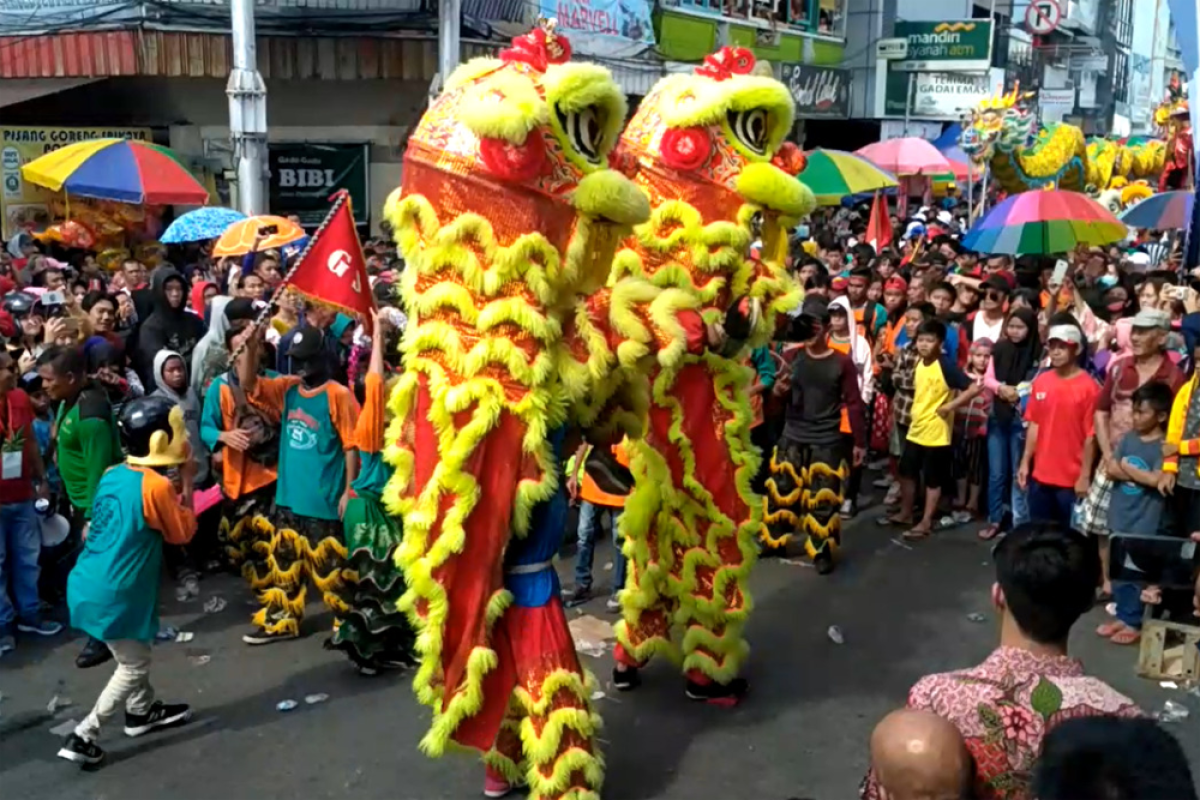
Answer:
[781,64,852,119]
[892,20,994,73]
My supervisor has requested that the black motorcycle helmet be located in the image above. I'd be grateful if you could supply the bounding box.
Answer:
[2,291,36,318]
[118,395,190,467]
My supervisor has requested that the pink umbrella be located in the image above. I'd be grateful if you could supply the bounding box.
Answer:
[856,138,952,176]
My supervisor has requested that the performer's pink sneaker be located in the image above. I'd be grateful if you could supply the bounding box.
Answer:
[483,766,512,798]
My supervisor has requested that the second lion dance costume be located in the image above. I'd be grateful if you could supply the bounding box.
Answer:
[608,49,813,703]
[382,25,679,800]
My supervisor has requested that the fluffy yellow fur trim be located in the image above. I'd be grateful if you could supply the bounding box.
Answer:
[652,74,795,159]
[737,162,816,219]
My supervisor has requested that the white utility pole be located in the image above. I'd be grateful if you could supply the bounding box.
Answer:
[227,0,268,215]
[437,0,462,96]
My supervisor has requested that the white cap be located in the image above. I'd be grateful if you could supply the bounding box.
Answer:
[1047,324,1083,348]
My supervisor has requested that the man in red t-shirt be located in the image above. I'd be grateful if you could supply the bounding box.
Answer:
[1018,325,1099,528]
[0,349,56,655]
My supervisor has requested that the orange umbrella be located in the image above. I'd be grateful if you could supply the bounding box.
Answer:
[212,215,305,257]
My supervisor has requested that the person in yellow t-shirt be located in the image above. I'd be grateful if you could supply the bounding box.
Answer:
[896,319,981,540]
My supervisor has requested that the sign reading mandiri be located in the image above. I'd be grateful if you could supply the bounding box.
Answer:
[891,20,994,73]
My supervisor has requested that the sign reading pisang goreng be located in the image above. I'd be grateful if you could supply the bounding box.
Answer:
[892,20,994,73]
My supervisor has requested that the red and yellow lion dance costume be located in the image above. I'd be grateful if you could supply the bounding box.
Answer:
[383,25,712,800]
[608,48,813,701]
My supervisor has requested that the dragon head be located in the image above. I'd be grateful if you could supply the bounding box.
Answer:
[960,84,1035,165]
[614,47,815,228]
[1096,187,1124,216]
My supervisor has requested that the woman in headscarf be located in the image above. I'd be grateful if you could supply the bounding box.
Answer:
[191,280,217,319]
[828,295,875,518]
[190,295,234,399]
[980,306,1041,540]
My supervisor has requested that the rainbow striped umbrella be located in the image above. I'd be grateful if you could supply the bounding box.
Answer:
[962,190,1128,255]
[20,138,209,205]
[1119,190,1193,230]
[800,149,897,206]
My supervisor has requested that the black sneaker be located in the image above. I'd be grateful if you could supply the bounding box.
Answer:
[813,550,835,576]
[124,701,192,737]
[612,665,640,691]
[75,637,112,669]
[686,677,748,706]
[562,585,593,609]
[242,627,299,645]
[57,733,105,765]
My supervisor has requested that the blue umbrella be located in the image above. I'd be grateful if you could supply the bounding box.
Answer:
[161,207,247,244]
[1118,191,1194,231]
[282,235,309,261]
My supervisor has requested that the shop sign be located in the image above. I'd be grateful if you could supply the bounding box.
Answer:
[892,20,993,73]
[0,126,151,240]
[909,71,1000,119]
[268,143,369,227]
[781,63,851,119]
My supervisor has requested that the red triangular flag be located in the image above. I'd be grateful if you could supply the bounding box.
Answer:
[866,191,893,253]
[285,191,375,332]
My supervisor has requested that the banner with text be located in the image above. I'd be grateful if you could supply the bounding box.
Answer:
[538,0,654,58]
[268,142,368,228]
[0,126,152,240]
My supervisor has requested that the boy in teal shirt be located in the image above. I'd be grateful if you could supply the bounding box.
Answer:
[58,396,198,766]
[236,325,359,645]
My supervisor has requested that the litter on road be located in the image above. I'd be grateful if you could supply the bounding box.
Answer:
[47,695,72,714]
[204,596,228,614]
[49,719,79,736]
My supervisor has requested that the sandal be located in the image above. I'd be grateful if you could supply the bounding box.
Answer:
[902,526,933,541]
[1096,621,1125,638]
[1110,627,1141,645]
[877,515,913,527]
[978,524,1002,541]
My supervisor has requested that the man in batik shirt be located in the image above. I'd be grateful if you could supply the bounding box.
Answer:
[862,523,1141,800]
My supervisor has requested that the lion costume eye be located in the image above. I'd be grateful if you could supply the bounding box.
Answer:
[728,109,769,155]
[557,104,606,164]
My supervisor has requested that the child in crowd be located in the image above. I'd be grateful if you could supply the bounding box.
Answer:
[896,319,981,539]
[1019,324,1099,528]
[1096,381,1173,647]
[880,302,934,518]
[151,349,214,588]
[20,371,57,495]
[952,339,993,523]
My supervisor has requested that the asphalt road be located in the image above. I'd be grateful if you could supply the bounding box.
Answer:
[1,512,1196,800]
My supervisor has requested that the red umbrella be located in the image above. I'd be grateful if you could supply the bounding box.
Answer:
[856,138,952,176]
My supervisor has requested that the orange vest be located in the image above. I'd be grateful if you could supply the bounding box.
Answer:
[580,441,630,508]
[829,337,853,435]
